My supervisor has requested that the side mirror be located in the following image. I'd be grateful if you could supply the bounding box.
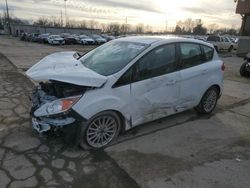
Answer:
[73,52,82,60]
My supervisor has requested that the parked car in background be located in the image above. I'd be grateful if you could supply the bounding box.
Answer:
[63,35,78,45]
[60,33,71,38]
[240,52,250,77]
[101,34,115,41]
[206,35,234,52]
[26,36,224,149]
[47,35,65,45]
[20,32,29,41]
[71,34,81,44]
[79,35,95,45]
[229,37,238,50]
[27,33,40,42]
[38,33,51,43]
[91,34,107,45]
[194,36,207,42]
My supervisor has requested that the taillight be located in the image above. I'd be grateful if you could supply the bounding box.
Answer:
[221,62,226,71]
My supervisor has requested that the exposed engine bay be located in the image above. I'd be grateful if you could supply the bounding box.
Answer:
[30,80,87,133]
[31,80,87,113]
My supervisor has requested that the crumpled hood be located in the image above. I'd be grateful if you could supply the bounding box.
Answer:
[26,51,107,87]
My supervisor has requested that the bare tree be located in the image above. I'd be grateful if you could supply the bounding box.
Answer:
[174,25,182,34]
[79,20,88,29]
[207,24,219,34]
[135,23,144,33]
[184,18,195,33]
[87,20,99,29]
[49,17,61,27]
[144,25,153,33]
[105,23,120,34]
[193,19,207,35]
[33,17,49,26]
[67,19,80,28]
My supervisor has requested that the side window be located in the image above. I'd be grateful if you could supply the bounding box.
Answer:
[224,38,229,42]
[180,43,203,69]
[114,67,133,87]
[202,45,214,61]
[136,44,176,81]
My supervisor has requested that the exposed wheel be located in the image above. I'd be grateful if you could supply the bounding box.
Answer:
[228,45,233,52]
[195,86,219,114]
[240,62,249,77]
[79,111,121,150]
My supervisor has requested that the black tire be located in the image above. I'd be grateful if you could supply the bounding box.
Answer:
[240,62,248,77]
[228,45,233,52]
[79,111,121,150]
[195,86,219,114]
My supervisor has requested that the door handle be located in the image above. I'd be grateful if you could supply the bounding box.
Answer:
[166,79,176,85]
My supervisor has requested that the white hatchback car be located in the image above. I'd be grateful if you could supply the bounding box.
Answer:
[26,36,224,149]
[47,35,65,45]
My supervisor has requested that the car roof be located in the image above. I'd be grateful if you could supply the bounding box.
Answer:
[116,36,213,47]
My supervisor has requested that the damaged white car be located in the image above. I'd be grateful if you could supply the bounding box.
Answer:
[26,36,224,149]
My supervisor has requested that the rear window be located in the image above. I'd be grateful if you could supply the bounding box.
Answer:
[180,43,203,69]
[207,36,220,42]
[202,45,214,61]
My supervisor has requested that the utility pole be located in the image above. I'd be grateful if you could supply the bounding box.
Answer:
[64,0,67,27]
[125,16,128,35]
[165,16,168,33]
[60,9,63,27]
[5,0,11,35]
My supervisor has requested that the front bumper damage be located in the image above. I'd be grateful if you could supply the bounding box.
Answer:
[30,83,84,134]
[31,116,76,133]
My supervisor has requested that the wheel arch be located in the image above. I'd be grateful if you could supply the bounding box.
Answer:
[198,84,222,106]
[87,109,127,135]
[108,110,127,134]
[211,84,221,95]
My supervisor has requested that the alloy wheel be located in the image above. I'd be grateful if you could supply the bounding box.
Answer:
[203,89,217,113]
[86,115,118,148]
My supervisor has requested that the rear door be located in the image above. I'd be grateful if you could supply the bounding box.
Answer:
[177,43,214,111]
[129,43,181,126]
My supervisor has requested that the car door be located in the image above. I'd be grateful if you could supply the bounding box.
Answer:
[177,43,212,111]
[224,37,231,50]
[219,37,224,50]
[129,43,181,126]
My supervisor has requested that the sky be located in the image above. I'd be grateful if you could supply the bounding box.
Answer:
[0,0,241,31]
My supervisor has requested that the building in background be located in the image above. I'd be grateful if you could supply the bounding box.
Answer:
[3,24,101,36]
[236,0,250,56]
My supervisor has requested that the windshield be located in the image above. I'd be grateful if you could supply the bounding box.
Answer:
[52,35,60,39]
[92,35,102,39]
[80,41,148,76]
[80,36,88,39]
